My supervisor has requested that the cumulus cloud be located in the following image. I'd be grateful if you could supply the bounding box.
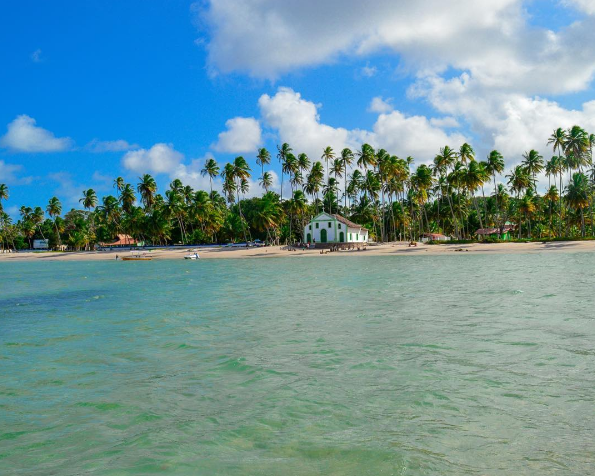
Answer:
[122,143,184,175]
[197,0,595,94]
[411,73,595,161]
[0,160,24,183]
[86,139,139,153]
[368,96,394,114]
[361,64,378,78]
[0,115,73,153]
[258,87,465,164]
[212,117,261,153]
[372,111,467,162]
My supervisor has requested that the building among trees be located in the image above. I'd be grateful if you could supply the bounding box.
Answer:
[304,213,368,244]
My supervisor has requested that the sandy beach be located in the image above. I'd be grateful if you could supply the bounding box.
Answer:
[2,240,595,262]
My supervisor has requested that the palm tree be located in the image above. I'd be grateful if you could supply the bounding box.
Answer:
[305,162,324,212]
[544,185,559,235]
[80,189,98,211]
[232,156,251,243]
[277,143,292,201]
[137,174,157,211]
[256,148,271,185]
[119,183,136,214]
[0,183,9,212]
[521,149,544,191]
[321,146,335,190]
[564,126,589,172]
[458,143,475,163]
[434,146,459,237]
[356,143,376,170]
[507,166,530,238]
[340,148,354,210]
[201,158,220,196]
[46,196,63,247]
[114,177,125,193]
[565,172,590,237]
[259,171,273,192]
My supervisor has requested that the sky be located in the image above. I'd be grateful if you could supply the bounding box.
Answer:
[2,0,595,216]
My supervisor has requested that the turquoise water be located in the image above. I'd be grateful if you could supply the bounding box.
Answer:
[1,254,595,475]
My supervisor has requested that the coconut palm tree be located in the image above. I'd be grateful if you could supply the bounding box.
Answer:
[259,171,273,192]
[80,189,97,211]
[507,166,531,238]
[201,157,220,196]
[356,143,376,170]
[458,143,475,164]
[277,143,292,201]
[565,172,590,236]
[256,148,271,184]
[46,196,63,247]
[119,183,136,214]
[0,183,9,212]
[137,174,157,211]
[114,177,125,193]
[522,149,544,191]
[321,146,335,187]
[340,148,354,210]
[305,162,324,212]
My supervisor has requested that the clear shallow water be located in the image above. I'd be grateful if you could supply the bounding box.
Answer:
[1,254,594,475]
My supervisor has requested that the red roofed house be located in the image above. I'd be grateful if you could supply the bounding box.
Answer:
[99,234,139,248]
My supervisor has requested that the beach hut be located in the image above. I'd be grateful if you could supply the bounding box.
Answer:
[475,224,516,240]
[304,212,368,245]
[421,233,450,243]
[99,234,139,248]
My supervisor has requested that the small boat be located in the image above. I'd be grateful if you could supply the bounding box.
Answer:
[121,251,152,261]
[184,252,200,260]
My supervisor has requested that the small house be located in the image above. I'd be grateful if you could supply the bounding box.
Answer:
[421,233,450,243]
[99,234,139,248]
[304,212,368,244]
[475,224,515,241]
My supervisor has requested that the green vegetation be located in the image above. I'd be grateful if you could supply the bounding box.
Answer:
[2,126,595,250]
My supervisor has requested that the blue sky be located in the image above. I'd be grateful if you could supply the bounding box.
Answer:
[2,0,595,215]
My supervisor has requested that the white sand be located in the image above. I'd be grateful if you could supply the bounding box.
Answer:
[1,240,594,262]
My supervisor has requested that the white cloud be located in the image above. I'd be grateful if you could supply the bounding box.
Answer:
[361,64,378,78]
[0,115,73,153]
[368,96,394,114]
[0,160,23,183]
[86,139,139,153]
[372,111,467,162]
[412,72,595,161]
[565,0,595,14]
[212,117,261,153]
[31,49,43,63]
[122,143,184,175]
[258,87,465,164]
[259,87,357,159]
[430,117,460,128]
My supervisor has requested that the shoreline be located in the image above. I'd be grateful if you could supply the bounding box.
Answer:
[2,240,595,261]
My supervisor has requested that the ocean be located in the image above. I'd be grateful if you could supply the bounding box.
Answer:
[1,253,594,475]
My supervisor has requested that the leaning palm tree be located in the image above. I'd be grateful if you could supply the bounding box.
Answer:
[201,157,220,196]
[46,196,63,247]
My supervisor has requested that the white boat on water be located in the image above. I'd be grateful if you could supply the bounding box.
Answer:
[184,252,200,260]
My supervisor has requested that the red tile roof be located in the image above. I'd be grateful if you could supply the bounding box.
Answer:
[100,234,138,246]
[331,214,368,231]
